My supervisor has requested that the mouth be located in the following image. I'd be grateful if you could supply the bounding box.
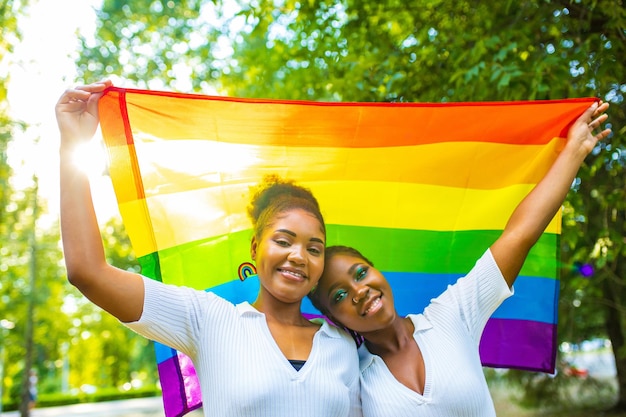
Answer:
[277,267,307,281]
[361,295,382,316]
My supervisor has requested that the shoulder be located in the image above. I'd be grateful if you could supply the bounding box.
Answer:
[431,249,508,303]
[141,275,217,299]
[141,275,238,319]
[316,319,355,342]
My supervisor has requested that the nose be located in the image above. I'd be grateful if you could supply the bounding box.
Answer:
[287,244,306,265]
[352,286,369,305]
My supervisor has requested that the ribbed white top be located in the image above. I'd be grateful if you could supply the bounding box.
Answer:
[126,278,362,417]
[359,249,513,417]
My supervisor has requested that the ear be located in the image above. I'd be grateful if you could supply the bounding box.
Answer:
[250,236,258,261]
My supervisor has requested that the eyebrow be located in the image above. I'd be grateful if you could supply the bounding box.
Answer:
[325,262,360,298]
[275,229,325,245]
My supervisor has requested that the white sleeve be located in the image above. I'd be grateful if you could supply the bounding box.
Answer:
[123,276,220,357]
[428,249,513,343]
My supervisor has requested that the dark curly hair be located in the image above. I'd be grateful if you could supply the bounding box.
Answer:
[247,174,325,240]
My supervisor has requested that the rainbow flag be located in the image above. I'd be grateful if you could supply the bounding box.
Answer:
[98,88,593,417]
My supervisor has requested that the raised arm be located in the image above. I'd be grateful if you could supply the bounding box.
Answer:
[491,101,611,288]
[56,81,145,322]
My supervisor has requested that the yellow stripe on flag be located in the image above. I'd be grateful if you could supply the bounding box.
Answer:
[120,181,560,257]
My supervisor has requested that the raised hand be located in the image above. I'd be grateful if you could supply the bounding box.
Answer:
[55,80,112,146]
[566,101,611,158]
[492,100,611,287]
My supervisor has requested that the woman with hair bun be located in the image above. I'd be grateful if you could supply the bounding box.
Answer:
[55,81,361,417]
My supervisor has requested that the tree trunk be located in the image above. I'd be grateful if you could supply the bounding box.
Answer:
[603,269,626,411]
[19,190,38,417]
[18,246,36,417]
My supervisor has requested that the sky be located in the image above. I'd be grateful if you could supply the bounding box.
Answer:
[8,0,119,227]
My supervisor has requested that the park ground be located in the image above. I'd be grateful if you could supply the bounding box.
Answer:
[0,389,622,417]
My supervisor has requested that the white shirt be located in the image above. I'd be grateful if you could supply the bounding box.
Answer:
[126,277,362,417]
[359,249,512,417]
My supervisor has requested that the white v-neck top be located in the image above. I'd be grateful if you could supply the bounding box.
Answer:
[358,249,512,417]
[125,277,362,417]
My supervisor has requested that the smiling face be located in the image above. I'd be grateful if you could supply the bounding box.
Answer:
[251,208,326,305]
[316,252,397,333]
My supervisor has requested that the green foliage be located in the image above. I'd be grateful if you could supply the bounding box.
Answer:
[0,0,26,105]
[1,0,159,408]
[80,0,220,91]
[60,217,156,392]
[0,0,30,250]
[0,190,155,404]
[0,1,37,410]
[78,0,625,103]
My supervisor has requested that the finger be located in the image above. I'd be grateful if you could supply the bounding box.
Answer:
[62,81,111,99]
[85,91,105,114]
[57,100,87,111]
[57,87,96,106]
[588,113,609,130]
[57,81,112,106]
[75,81,111,94]
[595,127,611,141]
[61,88,91,102]
[578,102,599,124]
[585,101,609,129]
[591,102,610,118]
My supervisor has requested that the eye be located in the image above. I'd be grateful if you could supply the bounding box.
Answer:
[308,246,323,256]
[355,265,368,281]
[273,238,290,247]
[332,289,348,304]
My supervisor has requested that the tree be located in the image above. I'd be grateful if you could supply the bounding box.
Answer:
[0,0,39,413]
[62,217,156,392]
[2,1,156,407]
[76,0,625,410]
[0,0,29,267]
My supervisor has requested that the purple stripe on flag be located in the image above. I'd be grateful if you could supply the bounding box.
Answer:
[480,318,557,373]
[158,352,202,417]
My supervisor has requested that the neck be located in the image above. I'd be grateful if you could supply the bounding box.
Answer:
[252,293,307,326]
[363,316,414,355]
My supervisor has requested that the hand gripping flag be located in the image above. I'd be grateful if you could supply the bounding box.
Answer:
[98,88,595,417]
